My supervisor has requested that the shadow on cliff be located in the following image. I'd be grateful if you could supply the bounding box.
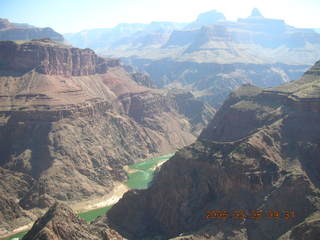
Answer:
[0,119,53,178]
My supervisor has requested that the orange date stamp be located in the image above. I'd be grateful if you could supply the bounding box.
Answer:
[205,210,295,220]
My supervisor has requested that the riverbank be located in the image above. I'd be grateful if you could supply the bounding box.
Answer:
[1,185,127,240]
[70,182,129,213]
[2,153,174,240]
[1,182,128,240]
[0,224,33,240]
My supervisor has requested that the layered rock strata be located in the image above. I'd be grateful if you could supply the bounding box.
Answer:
[0,39,118,76]
[0,39,215,236]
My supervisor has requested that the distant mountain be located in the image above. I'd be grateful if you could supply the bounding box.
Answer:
[0,18,64,42]
[185,10,226,30]
[100,10,320,64]
[64,21,187,50]
[250,7,264,17]
[65,9,320,65]
[65,9,319,107]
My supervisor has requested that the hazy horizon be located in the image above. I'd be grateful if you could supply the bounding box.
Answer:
[0,0,319,34]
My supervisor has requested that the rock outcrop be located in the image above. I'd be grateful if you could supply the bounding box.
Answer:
[103,61,320,240]
[0,39,118,76]
[186,10,226,30]
[250,8,264,18]
[278,212,320,240]
[130,72,154,87]
[0,39,215,237]
[22,203,124,240]
[0,167,34,233]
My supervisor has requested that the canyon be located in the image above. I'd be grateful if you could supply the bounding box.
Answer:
[101,60,320,240]
[0,38,214,238]
[19,58,320,240]
[1,6,320,240]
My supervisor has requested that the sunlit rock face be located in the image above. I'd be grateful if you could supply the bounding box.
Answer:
[0,39,118,76]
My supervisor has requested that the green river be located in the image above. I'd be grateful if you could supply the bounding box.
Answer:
[4,153,174,240]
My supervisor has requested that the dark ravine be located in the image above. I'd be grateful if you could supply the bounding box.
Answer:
[0,39,215,237]
[100,61,320,240]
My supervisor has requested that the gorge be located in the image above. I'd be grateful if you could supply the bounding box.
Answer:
[11,58,320,240]
[0,38,214,239]
[103,60,320,240]
[1,4,320,240]
[3,153,173,239]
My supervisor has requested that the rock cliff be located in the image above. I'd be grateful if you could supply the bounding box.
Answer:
[103,61,320,240]
[0,39,118,76]
[0,39,214,237]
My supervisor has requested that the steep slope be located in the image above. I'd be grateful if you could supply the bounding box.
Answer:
[278,212,320,240]
[103,61,320,240]
[22,203,124,240]
[0,39,214,237]
[0,167,34,234]
[0,18,64,42]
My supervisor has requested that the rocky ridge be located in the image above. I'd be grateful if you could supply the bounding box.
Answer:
[0,39,215,237]
[0,18,64,42]
[94,8,320,65]
[126,58,307,107]
[102,60,320,240]
[0,39,118,76]
[76,8,319,107]
[22,202,124,240]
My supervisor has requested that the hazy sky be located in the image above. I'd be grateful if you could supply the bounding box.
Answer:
[0,0,319,33]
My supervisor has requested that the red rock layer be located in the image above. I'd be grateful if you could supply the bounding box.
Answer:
[0,39,119,76]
